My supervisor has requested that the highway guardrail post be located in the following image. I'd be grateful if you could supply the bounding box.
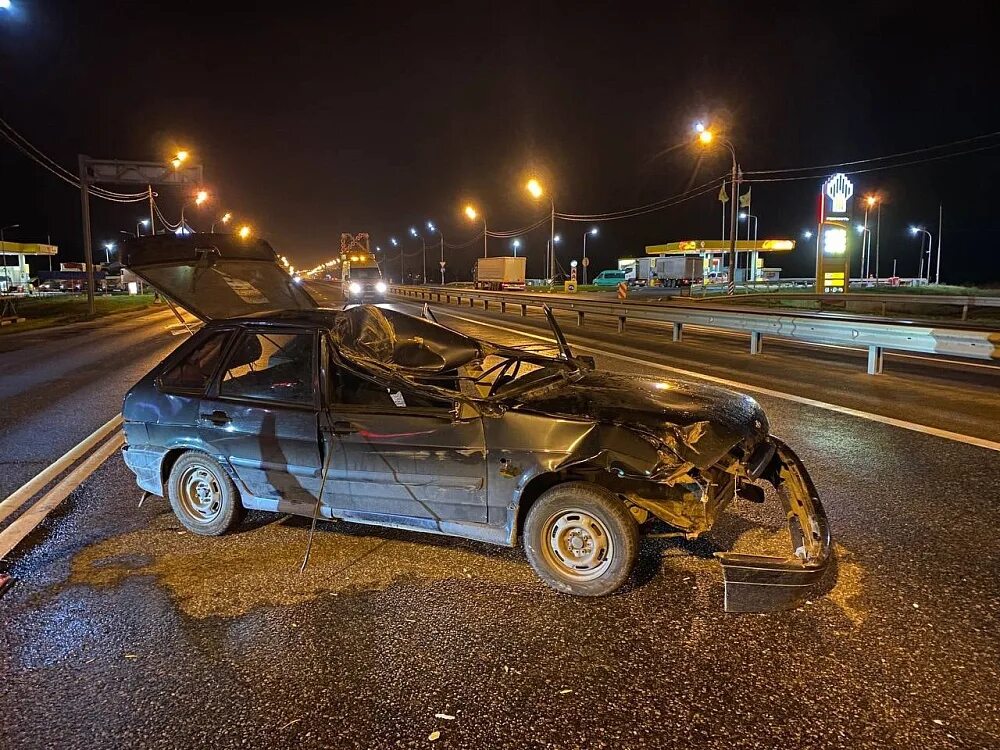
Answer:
[673,322,683,342]
[750,331,763,355]
[577,311,585,326]
[868,345,884,375]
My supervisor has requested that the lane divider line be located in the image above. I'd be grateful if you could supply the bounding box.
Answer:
[0,414,124,526]
[0,431,124,560]
[433,307,1000,454]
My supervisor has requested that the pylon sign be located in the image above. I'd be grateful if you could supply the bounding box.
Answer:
[816,173,854,293]
[340,233,370,255]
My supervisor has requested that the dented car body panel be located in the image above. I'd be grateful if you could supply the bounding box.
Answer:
[121,235,832,612]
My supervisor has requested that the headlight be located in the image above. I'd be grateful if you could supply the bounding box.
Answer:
[348,282,362,294]
[375,281,387,293]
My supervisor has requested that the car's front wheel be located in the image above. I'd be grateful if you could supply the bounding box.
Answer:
[524,482,639,596]
[166,451,245,536]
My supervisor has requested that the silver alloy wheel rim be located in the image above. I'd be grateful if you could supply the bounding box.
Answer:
[541,508,614,581]
[178,465,223,523]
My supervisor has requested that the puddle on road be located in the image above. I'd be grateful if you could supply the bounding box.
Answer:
[69,512,535,619]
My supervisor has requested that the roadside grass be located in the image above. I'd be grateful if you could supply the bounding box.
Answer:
[0,294,160,335]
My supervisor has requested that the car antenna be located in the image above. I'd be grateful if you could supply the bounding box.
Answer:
[542,304,573,361]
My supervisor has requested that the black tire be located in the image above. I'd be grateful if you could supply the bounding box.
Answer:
[166,451,245,536]
[523,482,639,596]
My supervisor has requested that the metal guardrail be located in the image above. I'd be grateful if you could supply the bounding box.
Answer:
[390,285,1000,375]
[699,291,1000,320]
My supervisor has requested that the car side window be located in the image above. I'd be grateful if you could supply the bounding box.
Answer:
[327,357,449,411]
[158,331,231,392]
[219,331,314,405]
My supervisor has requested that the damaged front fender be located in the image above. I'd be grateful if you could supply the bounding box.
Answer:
[717,437,832,613]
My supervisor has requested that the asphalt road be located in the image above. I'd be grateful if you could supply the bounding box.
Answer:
[1,292,998,749]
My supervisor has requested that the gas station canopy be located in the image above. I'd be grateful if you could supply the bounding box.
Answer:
[646,240,795,255]
[0,242,58,255]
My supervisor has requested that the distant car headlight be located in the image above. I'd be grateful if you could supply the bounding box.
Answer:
[349,282,362,295]
[375,281,387,294]
[292,275,302,284]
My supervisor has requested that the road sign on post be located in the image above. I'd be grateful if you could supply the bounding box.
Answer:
[78,155,204,316]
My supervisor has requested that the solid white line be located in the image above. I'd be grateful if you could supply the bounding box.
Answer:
[434,307,1000,454]
[0,414,124,526]
[0,431,124,560]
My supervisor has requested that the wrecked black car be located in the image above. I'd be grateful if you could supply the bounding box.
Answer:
[120,234,831,611]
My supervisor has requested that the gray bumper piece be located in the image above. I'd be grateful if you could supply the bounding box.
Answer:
[717,437,832,613]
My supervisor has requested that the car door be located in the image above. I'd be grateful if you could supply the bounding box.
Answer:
[197,326,322,507]
[320,361,488,524]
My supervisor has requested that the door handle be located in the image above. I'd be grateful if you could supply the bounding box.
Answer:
[330,420,357,435]
[200,410,230,425]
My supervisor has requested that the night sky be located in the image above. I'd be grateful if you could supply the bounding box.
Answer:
[1,1,998,283]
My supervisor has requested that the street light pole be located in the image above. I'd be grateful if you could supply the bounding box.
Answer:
[935,203,943,285]
[428,221,444,285]
[582,228,597,285]
[724,144,740,295]
[698,128,740,296]
[912,227,932,282]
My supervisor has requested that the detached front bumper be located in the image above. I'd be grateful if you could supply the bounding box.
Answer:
[717,437,832,613]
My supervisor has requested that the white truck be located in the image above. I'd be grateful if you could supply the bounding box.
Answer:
[474,256,526,291]
[621,256,702,287]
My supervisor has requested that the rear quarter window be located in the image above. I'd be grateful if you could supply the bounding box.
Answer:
[158,331,231,392]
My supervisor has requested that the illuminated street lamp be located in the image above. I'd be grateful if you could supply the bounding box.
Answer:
[859,194,879,279]
[526,178,556,278]
[511,239,521,256]
[464,204,488,257]
[696,123,740,294]
[179,190,209,232]
[103,242,115,264]
[211,212,232,233]
[137,218,150,237]
[910,226,932,282]
[427,220,445,284]
[581,227,598,284]
[546,234,562,281]
[171,150,189,170]
[409,226,427,284]
[238,225,252,240]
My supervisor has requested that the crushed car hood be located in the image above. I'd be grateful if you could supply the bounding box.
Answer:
[506,370,770,468]
[121,234,318,321]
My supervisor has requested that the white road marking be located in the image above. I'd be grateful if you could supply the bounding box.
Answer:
[0,431,124,559]
[435,307,1000,453]
[0,414,124,526]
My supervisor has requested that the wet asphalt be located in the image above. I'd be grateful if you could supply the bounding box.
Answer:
[1,294,998,749]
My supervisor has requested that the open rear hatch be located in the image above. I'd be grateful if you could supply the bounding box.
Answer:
[121,233,318,321]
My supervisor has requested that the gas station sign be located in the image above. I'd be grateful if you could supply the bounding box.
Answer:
[815,173,853,293]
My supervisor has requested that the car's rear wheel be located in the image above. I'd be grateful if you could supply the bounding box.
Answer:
[524,482,639,596]
[167,451,244,536]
